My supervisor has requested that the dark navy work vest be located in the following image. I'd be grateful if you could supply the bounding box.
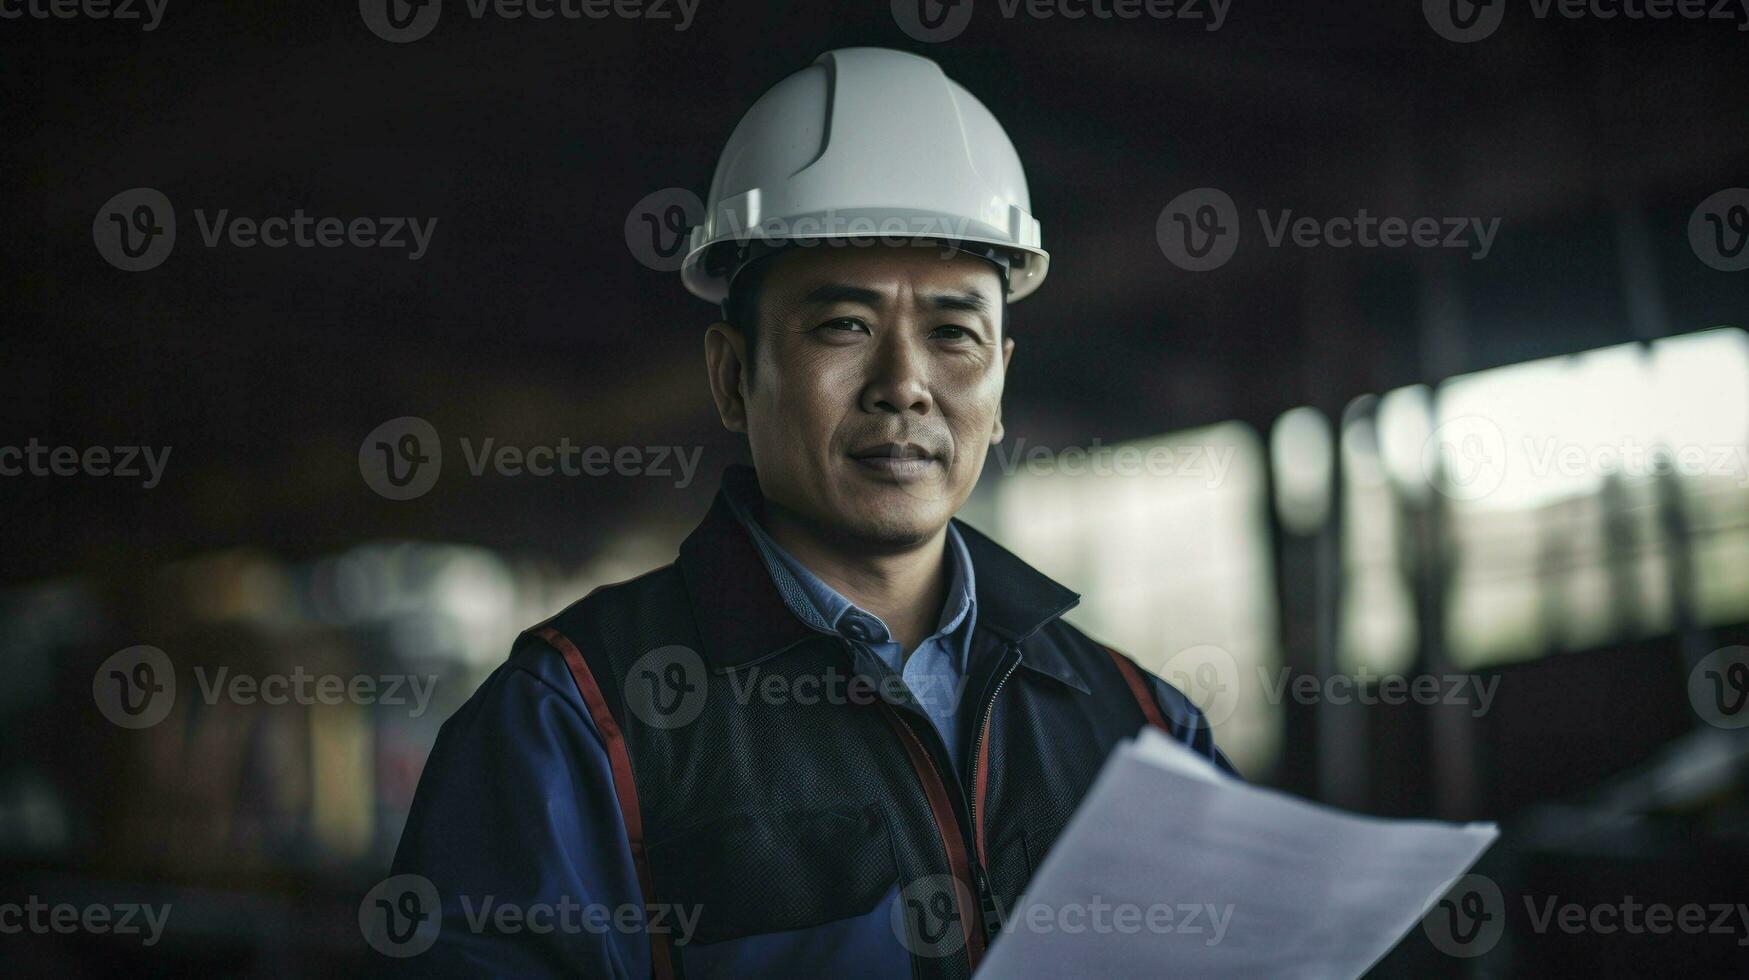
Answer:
[517,465,1226,979]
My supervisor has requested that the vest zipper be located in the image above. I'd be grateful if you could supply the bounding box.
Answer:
[966,641,1021,940]
[853,633,1031,961]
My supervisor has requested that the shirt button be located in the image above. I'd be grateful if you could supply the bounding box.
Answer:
[842,618,873,641]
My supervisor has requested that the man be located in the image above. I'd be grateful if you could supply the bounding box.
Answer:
[390,47,1234,979]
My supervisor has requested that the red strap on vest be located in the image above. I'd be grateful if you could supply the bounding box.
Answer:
[878,700,988,969]
[538,626,675,980]
[1105,646,1171,733]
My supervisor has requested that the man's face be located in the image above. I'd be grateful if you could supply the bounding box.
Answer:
[706,244,1014,549]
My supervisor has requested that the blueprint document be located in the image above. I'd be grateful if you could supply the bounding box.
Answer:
[975,728,1499,979]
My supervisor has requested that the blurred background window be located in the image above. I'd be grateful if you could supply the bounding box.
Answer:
[1394,327,1749,669]
[977,423,1282,775]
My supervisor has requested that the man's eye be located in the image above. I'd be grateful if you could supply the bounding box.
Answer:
[819,317,870,334]
[932,324,973,341]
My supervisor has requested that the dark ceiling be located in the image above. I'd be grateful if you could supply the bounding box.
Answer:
[4,1,1746,583]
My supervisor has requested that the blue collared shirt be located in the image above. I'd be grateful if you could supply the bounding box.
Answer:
[722,485,981,774]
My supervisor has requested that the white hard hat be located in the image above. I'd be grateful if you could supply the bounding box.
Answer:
[682,47,1049,305]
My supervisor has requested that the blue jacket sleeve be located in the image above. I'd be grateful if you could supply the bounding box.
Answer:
[1144,671,1243,780]
[388,642,648,978]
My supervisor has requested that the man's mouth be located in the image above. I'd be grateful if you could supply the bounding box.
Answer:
[848,443,941,480]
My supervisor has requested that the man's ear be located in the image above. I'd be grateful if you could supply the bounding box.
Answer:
[993,334,1015,444]
[704,321,750,434]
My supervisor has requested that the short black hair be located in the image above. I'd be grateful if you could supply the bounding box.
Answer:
[720,250,779,380]
[719,248,1010,383]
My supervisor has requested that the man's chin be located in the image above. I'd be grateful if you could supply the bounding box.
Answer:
[830,501,953,551]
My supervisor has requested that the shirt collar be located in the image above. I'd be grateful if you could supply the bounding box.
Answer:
[721,469,978,668]
[677,465,1085,691]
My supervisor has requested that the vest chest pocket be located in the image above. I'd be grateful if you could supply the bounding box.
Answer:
[647,802,899,945]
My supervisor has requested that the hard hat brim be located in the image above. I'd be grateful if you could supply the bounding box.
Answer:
[682,231,1049,305]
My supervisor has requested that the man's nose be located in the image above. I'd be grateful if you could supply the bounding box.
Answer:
[860,332,932,416]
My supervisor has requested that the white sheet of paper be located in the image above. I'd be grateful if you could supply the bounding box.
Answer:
[975,727,1498,979]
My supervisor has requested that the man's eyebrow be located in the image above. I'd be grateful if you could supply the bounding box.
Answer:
[799,283,885,307]
[926,290,992,315]
[797,283,994,317]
